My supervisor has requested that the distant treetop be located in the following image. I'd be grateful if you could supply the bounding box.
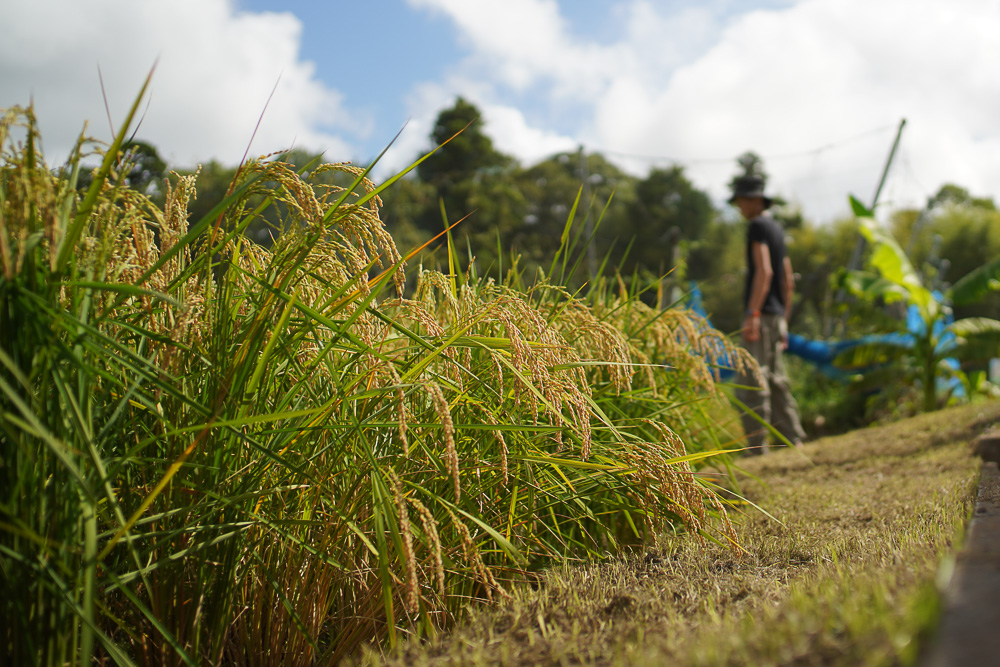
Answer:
[729,150,768,191]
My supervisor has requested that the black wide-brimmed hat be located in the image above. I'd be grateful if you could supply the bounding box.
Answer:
[728,175,773,208]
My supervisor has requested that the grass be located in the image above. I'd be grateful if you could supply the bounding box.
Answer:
[362,400,1000,666]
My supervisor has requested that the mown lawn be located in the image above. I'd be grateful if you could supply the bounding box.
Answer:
[359,400,1000,666]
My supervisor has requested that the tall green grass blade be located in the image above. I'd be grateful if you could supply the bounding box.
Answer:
[247,292,297,394]
[56,70,153,276]
[553,187,583,284]
[104,573,194,666]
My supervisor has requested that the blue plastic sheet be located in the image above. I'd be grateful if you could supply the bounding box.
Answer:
[685,282,964,396]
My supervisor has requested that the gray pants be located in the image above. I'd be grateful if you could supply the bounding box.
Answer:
[736,314,806,454]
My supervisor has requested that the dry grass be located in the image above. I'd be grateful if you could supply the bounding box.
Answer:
[360,400,1000,666]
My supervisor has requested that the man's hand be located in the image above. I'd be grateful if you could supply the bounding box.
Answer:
[743,313,761,342]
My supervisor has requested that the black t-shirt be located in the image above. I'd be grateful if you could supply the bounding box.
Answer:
[744,214,786,316]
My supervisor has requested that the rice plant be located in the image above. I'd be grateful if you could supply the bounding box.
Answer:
[0,88,752,665]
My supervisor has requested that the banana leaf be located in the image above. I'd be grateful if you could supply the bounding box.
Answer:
[833,339,911,371]
[949,257,1000,307]
[850,195,933,315]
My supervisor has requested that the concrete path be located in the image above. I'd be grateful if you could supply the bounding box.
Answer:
[921,459,1000,666]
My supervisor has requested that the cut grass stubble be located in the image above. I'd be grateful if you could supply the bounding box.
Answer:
[367,401,999,666]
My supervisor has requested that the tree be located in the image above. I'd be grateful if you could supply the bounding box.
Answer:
[686,218,745,333]
[783,217,858,336]
[504,153,587,279]
[404,98,526,273]
[121,140,167,196]
[415,98,515,231]
[927,183,996,211]
[511,151,637,286]
[417,97,512,187]
[622,166,713,276]
[378,175,437,259]
[729,151,767,189]
[78,139,167,202]
[629,167,711,240]
[890,184,1000,322]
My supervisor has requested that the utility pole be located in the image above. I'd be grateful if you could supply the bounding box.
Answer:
[659,226,682,310]
[827,118,907,337]
[847,117,907,271]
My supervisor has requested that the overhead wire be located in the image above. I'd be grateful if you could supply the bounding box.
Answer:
[593,122,900,167]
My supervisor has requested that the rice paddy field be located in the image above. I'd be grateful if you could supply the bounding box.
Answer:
[2,89,994,666]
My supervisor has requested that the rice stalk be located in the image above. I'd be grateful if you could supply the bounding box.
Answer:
[0,96,755,665]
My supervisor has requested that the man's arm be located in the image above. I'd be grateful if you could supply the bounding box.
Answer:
[780,256,795,348]
[782,256,795,324]
[743,241,772,342]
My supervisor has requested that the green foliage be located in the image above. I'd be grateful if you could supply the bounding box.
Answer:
[890,185,1000,319]
[784,356,868,437]
[927,183,996,210]
[527,151,636,280]
[950,257,1000,308]
[784,218,858,336]
[685,219,745,334]
[120,140,167,195]
[1,98,747,664]
[384,100,715,290]
[410,97,523,262]
[835,196,1000,412]
[621,165,713,278]
[417,97,513,187]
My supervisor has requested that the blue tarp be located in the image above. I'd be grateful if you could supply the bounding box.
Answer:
[685,282,964,397]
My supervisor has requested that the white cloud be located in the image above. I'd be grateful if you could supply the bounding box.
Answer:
[9,0,1000,226]
[408,0,578,89]
[0,0,358,168]
[477,104,578,163]
[386,0,728,179]
[599,0,1000,220]
[404,0,736,100]
[403,0,1000,222]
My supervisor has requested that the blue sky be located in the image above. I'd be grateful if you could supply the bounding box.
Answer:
[233,0,465,147]
[2,0,999,222]
[226,0,799,165]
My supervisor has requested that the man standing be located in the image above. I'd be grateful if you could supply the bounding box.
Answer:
[730,175,806,454]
